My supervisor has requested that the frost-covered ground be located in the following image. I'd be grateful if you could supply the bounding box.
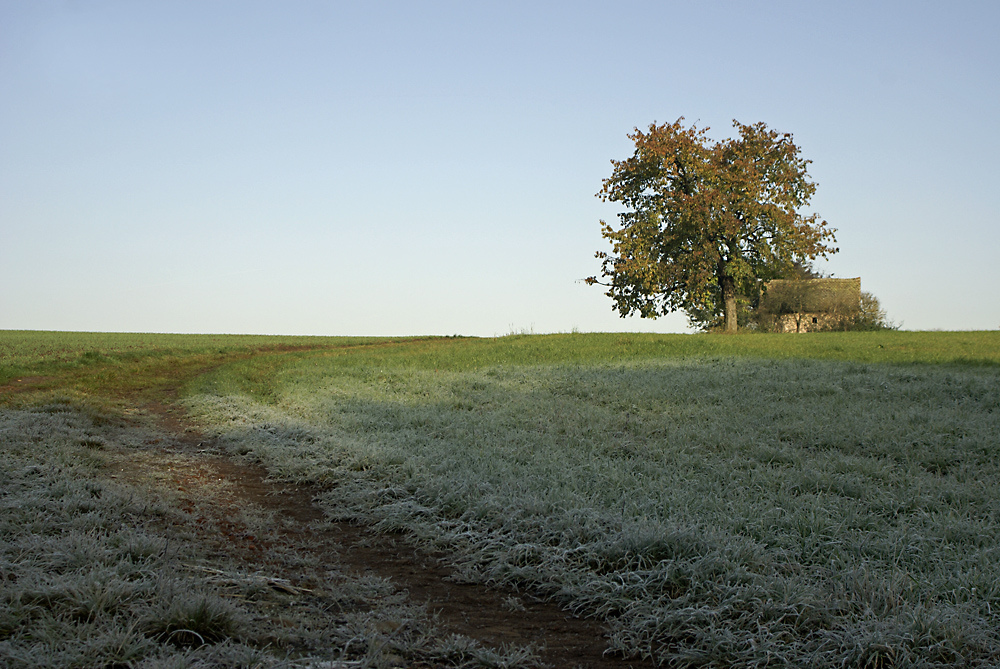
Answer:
[187,353,1000,667]
[0,403,537,668]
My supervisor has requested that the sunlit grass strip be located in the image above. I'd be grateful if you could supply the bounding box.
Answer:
[0,330,342,369]
[217,331,998,383]
[0,330,430,404]
[187,339,1000,667]
[5,330,999,388]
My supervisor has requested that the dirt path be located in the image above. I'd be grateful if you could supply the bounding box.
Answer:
[117,405,654,669]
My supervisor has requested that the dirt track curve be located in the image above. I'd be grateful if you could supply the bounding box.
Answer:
[117,402,655,669]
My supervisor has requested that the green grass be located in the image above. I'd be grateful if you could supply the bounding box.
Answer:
[0,330,338,374]
[0,330,428,409]
[185,331,1000,667]
[194,330,999,380]
[3,330,996,395]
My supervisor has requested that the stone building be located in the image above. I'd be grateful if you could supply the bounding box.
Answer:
[759,277,862,333]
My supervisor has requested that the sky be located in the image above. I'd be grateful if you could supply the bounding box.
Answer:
[2,1,998,336]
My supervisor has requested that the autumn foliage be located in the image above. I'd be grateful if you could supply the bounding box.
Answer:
[588,119,838,332]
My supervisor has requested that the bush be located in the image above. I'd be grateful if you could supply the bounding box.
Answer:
[846,291,898,331]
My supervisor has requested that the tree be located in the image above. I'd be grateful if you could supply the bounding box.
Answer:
[587,118,838,332]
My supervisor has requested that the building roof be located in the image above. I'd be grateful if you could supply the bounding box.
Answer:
[760,277,861,314]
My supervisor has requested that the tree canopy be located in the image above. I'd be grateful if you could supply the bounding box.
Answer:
[587,118,838,332]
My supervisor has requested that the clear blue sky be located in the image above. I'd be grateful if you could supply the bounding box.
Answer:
[2,1,997,335]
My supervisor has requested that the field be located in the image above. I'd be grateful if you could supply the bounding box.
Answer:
[2,330,999,667]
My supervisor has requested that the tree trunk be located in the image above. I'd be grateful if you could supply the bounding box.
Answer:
[720,272,738,333]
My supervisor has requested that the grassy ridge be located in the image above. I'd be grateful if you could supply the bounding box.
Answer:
[0,330,333,369]
[5,330,996,395]
[186,331,1000,666]
[0,330,424,409]
[228,330,1000,376]
[187,330,1000,406]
